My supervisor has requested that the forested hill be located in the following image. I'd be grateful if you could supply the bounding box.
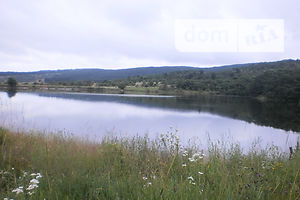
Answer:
[107,59,300,102]
[0,66,197,83]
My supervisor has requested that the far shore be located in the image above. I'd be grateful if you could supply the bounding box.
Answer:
[0,83,270,101]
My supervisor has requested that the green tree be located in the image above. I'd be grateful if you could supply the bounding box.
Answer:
[117,83,126,90]
[7,77,17,88]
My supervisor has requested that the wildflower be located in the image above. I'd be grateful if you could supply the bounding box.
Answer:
[276,162,283,168]
[188,152,204,162]
[142,177,148,181]
[12,168,14,170]
[182,150,188,157]
[30,179,39,184]
[187,176,194,182]
[28,191,35,195]
[188,176,196,184]
[23,172,28,177]
[198,171,204,175]
[143,182,152,188]
[27,184,38,190]
[12,188,23,195]
[30,173,37,176]
[182,163,187,167]
[36,173,43,179]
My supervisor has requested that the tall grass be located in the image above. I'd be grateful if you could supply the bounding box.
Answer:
[0,128,299,200]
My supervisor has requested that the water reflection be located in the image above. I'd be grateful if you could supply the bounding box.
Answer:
[6,89,17,98]
[0,91,299,152]
[36,92,300,132]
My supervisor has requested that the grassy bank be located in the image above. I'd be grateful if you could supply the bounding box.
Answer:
[0,128,299,200]
[0,83,210,96]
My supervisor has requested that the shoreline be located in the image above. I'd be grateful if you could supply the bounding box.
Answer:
[0,83,263,100]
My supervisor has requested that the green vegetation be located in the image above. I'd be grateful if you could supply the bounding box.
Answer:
[0,128,299,199]
[1,59,300,101]
[117,82,126,90]
[6,77,17,89]
[107,60,300,102]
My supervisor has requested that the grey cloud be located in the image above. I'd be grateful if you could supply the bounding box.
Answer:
[0,0,299,71]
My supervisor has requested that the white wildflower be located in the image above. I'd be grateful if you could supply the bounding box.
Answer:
[198,171,204,175]
[12,188,23,195]
[30,173,37,176]
[27,184,38,190]
[188,176,196,185]
[182,150,188,157]
[142,176,148,181]
[188,152,204,162]
[36,173,43,179]
[187,176,194,181]
[30,179,39,184]
[28,191,35,195]
[182,163,187,167]
[23,172,28,177]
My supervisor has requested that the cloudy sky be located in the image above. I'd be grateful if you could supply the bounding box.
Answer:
[0,0,299,72]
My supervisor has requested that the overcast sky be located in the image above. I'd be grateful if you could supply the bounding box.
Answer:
[0,0,299,72]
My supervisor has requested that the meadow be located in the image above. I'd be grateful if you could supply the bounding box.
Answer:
[0,128,299,200]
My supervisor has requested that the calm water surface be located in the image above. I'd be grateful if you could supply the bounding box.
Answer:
[0,91,299,152]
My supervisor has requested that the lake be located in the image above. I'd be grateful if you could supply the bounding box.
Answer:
[0,91,299,152]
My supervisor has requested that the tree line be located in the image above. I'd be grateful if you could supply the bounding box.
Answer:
[102,60,300,102]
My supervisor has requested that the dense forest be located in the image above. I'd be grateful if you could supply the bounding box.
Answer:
[103,60,300,102]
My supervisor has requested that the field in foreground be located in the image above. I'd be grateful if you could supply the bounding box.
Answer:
[0,128,299,200]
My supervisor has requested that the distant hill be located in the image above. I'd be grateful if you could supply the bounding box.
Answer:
[0,66,197,83]
[1,60,297,83]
